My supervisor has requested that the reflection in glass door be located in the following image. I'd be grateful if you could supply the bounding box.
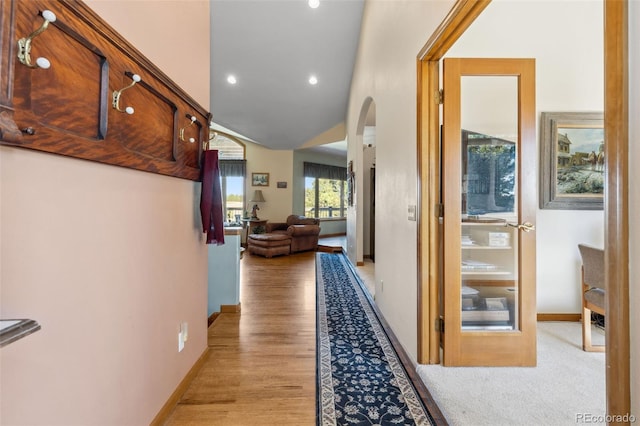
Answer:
[460,77,519,332]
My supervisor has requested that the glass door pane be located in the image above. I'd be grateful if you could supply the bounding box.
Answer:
[460,76,519,332]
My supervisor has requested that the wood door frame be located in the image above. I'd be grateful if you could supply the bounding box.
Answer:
[416,0,630,416]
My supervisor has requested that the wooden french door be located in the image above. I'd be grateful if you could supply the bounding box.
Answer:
[441,58,537,366]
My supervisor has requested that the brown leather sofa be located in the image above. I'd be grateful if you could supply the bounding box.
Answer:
[266,215,321,253]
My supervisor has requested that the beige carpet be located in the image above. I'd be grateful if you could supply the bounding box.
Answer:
[417,321,605,425]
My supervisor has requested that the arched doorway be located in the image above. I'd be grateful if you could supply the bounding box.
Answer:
[354,97,377,295]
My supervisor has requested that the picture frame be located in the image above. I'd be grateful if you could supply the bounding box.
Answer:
[277,181,287,189]
[539,112,604,210]
[251,172,269,187]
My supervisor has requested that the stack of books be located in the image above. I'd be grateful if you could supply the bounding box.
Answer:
[461,260,497,271]
[461,235,476,246]
[488,231,510,247]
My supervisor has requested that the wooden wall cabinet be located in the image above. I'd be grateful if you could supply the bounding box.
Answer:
[0,0,210,180]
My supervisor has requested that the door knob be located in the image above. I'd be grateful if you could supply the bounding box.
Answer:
[506,222,535,232]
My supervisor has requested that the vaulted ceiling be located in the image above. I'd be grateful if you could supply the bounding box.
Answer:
[210,0,365,152]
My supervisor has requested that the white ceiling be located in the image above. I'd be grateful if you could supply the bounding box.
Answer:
[210,0,365,152]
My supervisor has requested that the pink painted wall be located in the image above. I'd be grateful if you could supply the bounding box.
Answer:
[0,1,210,424]
[84,0,211,109]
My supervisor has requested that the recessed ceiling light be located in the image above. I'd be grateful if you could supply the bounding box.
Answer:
[309,75,318,85]
[308,0,320,9]
[227,75,237,85]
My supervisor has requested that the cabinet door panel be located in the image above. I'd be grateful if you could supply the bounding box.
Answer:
[110,71,177,162]
[13,2,108,141]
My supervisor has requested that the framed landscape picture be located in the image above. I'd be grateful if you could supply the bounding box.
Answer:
[539,112,604,210]
[251,172,269,186]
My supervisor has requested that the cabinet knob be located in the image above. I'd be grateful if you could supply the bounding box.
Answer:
[21,127,36,135]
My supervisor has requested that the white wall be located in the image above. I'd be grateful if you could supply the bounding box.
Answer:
[346,0,455,360]
[347,0,611,362]
[208,230,241,315]
[446,0,604,314]
[0,1,210,424]
[629,0,639,416]
[244,142,293,223]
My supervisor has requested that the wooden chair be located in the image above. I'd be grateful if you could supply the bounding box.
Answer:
[578,244,605,352]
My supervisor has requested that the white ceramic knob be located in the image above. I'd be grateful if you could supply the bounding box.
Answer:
[190,116,196,122]
[132,74,141,83]
[42,10,57,23]
[189,137,195,143]
[125,106,134,115]
[35,57,50,69]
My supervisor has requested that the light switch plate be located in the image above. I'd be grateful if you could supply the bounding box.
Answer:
[178,332,185,352]
[408,205,417,221]
[181,321,188,342]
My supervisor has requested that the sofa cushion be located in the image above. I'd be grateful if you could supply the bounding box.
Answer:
[286,215,319,226]
[288,224,321,236]
[248,243,290,258]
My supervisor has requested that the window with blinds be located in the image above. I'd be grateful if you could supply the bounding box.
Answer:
[304,162,347,219]
[208,132,245,160]
[209,132,246,224]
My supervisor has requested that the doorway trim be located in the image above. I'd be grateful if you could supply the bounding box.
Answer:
[416,0,491,366]
[416,0,630,416]
[603,0,630,418]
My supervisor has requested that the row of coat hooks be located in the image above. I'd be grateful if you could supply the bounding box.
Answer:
[17,9,212,150]
[112,76,205,149]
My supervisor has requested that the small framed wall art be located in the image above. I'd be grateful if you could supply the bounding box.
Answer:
[539,112,604,210]
[251,172,269,187]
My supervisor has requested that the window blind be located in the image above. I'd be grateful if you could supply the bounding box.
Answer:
[303,161,347,180]
[219,159,246,177]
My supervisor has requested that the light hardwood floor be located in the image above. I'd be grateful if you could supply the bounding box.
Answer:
[165,251,317,425]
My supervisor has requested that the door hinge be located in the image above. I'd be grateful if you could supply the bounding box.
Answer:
[435,203,444,218]
[436,317,445,333]
[436,89,444,105]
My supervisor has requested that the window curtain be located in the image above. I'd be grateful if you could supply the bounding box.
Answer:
[303,161,347,180]
[219,159,246,177]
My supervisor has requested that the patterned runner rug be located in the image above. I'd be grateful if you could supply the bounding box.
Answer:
[316,253,437,425]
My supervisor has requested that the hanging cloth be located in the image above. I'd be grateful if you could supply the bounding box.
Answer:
[200,149,225,245]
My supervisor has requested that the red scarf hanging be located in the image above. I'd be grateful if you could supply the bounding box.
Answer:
[200,150,225,245]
